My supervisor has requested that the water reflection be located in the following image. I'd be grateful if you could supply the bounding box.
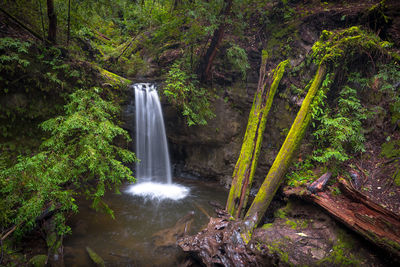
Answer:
[64,178,227,266]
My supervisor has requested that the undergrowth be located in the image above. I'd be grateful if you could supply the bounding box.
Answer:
[164,61,215,126]
[0,88,136,237]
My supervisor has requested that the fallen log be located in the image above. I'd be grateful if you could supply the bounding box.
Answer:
[284,179,400,258]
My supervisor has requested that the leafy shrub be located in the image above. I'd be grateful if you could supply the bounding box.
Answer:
[312,83,368,166]
[226,43,250,80]
[164,62,215,126]
[0,88,136,237]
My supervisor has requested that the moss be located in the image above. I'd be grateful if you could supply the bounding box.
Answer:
[96,66,131,88]
[312,27,393,66]
[86,246,106,267]
[267,242,290,264]
[381,139,400,159]
[227,60,290,218]
[381,140,400,185]
[262,223,273,229]
[265,21,299,59]
[394,168,400,186]
[243,63,327,235]
[285,219,297,229]
[274,201,292,219]
[46,232,57,249]
[318,229,362,266]
[29,255,47,267]
[284,218,309,230]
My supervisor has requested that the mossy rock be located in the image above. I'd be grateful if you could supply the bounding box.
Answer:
[29,254,47,267]
[86,246,106,267]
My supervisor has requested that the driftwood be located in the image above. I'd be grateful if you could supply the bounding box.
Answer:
[284,178,400,258]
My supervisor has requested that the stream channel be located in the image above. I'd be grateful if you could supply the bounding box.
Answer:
[64,178,228,266]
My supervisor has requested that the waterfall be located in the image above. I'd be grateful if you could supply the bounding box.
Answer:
[126,83,189,201]
[134,83,172,183]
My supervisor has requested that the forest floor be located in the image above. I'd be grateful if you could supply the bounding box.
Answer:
[348,136,400,216]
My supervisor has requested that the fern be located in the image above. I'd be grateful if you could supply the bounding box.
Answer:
[164,62,215,126]
[0,88,136,237]
[312,81,368,167]
[226,44,250,80]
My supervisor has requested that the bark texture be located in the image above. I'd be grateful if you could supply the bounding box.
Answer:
[47,0,57,44]
[226,57,290,218]
[241,63,327,242]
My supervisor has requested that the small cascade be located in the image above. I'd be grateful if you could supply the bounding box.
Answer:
[134,83,172,183]
[126,83,188,200]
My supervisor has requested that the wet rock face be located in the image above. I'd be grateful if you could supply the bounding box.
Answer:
[164,85,296,187]
[164,96,247,186]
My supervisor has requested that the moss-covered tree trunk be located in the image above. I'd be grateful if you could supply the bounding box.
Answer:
[241,63,327,242]
[226,56,289,218]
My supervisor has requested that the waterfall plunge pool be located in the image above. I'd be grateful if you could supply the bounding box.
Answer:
[64,178,228,266]
[126,180,190,201]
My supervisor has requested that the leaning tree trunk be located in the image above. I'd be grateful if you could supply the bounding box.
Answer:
[47,0,57,44]
[198,0,232,82]
[226,55,290,218]
[241,63,328,242]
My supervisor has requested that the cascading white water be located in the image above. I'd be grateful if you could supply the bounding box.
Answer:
[134,83,172,183]
[126,83,189,200]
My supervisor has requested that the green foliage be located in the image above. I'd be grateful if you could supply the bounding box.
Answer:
[0,37,87,137]
[311,27,390,66]
[226,43,250,80]
[0,37,31,97]
[375,62,400,126]
[381,139,400,159]
[286,158,317,187]
[164,62,215,126]
[312,82,368,167]
[381,139,400,186]
[0,88,136,237]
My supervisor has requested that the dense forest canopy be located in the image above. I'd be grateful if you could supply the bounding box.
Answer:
[0,0,399,265]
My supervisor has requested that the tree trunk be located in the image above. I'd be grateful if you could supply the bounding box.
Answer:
[241,63,327,242]
[0,7,48,44]
[226,55,290,218]
[284,178,400,258]
[47,0,57,44]
[198,0,232,82]
[67,0,71,45]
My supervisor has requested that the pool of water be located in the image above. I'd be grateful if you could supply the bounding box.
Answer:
[63,178,228,266]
